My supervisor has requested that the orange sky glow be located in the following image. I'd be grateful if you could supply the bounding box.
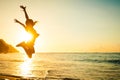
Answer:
[0,0,120,52]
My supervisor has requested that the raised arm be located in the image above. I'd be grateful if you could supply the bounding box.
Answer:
[14,19,25,29]
[20,5,29,20]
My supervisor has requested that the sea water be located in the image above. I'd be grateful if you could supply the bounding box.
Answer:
[0,52,120,80]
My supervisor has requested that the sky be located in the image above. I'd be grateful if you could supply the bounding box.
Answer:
[0,0,120,52]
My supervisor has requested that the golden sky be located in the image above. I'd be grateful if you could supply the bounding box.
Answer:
[0,0,120,52]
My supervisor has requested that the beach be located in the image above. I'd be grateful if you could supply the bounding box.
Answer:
[0,52,120,80]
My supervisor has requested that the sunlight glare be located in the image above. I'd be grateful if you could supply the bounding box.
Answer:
[19,31,32,42]
[20,57,33,77]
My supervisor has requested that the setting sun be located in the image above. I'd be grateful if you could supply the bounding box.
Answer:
[19,31,32,42]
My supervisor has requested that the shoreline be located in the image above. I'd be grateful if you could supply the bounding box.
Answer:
[0,73,80,80]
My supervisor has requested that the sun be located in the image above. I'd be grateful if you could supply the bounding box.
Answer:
[19,31,32,42]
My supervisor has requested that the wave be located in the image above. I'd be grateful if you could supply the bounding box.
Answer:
[104,59,120,64]
[0,59,24,62]
[75,59,120,64]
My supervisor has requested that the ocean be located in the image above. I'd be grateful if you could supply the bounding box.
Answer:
[0,52,120,80]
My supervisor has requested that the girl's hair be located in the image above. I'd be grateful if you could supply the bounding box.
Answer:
[26,19,34,26]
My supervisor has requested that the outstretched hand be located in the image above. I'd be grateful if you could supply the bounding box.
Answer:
[14,19,19,23]
[34,21,38,24]
[20,5,26,10]
[33,21,38,26]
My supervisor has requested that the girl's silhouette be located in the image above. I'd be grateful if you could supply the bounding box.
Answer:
[15,5,39,58]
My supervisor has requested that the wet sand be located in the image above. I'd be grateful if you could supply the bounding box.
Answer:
[0,73,80,80]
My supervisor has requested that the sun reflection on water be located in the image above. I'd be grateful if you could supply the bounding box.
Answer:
[20,56,34,77]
